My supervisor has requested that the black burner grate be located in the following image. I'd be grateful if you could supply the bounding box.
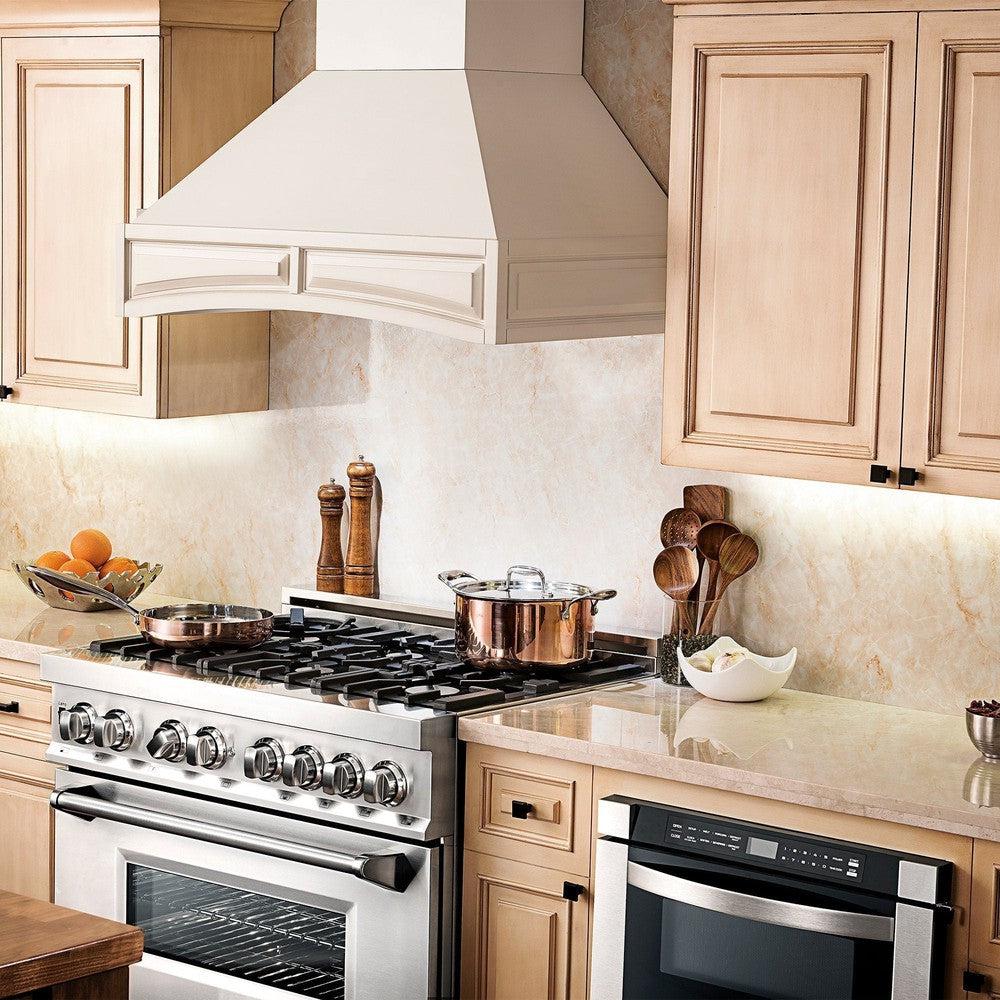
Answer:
[90,612,649,712]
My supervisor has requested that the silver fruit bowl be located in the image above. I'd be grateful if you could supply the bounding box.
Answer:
[966,708,1000,761]
[12,560,163,613]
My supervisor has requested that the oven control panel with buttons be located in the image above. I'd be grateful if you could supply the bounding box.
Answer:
[665,813,868,885]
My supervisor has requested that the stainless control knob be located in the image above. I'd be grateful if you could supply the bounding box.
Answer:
[146,720,189,762]
[244,738,284,782]
[92,709,135,752]
[58,703,99,744]
[186,726,229,769]
[362,761,408,807]
[281,745,324,790]
[322,753,364,798]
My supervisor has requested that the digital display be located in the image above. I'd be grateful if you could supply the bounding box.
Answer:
[747,837,779,859]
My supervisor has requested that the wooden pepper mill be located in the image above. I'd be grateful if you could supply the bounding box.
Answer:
[345,456,379,598]
[316,479,346,593]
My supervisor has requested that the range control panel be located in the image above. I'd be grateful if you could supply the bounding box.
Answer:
[667,814,866,883]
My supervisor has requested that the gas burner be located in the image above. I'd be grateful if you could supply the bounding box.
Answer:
[88,609,650,715]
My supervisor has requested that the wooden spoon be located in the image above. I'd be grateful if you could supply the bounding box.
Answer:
[700,532,759,633]
[659,507,701,550]
[696,519,739,606]
[653,544,699,635]
[683,485,728,525]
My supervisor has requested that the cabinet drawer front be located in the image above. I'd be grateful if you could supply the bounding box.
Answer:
[0,749,56,788]
[662,13,916,486]
[464,744,592,876]
[0,677,51,731]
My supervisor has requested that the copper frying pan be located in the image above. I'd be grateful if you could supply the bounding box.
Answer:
[27,565,273,650]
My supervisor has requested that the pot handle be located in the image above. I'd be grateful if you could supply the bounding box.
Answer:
[438,570,478,593]
[559,588,618,621]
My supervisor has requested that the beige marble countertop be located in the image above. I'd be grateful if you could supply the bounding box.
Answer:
[459,679,1000,842]
[0,569,186,664]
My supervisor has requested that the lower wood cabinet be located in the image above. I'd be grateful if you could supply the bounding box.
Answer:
[460,850,590,1000]
[0,657,56,902]
[0,753,54,902]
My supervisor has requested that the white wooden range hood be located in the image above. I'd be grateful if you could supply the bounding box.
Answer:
[120,0,667,345]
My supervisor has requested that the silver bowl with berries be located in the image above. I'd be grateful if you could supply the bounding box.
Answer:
[967,701,1000,760]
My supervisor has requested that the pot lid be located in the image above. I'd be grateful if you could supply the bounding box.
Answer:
[441,566,593,602]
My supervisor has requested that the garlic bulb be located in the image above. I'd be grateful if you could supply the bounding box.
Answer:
[712,651,748,673]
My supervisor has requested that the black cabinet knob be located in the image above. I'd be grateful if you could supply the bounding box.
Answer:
[963,971,987,993]
[0,385,12,401]
[511,800,533,820]
[0,701,19,714]
[899,467,920,487]
[562,882,585,902]
[869,464,891,484]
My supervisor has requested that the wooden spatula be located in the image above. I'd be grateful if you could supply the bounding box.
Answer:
[683,484,727,524]
[700,533,759,633]
[653,544,700,635]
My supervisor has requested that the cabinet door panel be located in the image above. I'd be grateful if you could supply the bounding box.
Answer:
[662,13,916,486]
[1,35,159,415]
[0,755,54,902]
[903,12,1000,498]
[460,851,589,1000]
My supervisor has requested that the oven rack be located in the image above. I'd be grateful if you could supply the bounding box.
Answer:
[131,867,346,1000]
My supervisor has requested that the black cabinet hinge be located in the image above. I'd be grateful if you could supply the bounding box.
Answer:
[869,464,891,484]
[964,970,987,993]
[511,800,533,820]
[562,882,585,902]
[899,467,920,487]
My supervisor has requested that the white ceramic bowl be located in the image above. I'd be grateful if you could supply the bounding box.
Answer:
[678,636,796,702]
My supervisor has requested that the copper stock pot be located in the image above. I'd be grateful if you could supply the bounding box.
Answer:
[438,565,617,672]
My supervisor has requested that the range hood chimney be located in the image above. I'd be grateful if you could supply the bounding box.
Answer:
[120,0,667,345]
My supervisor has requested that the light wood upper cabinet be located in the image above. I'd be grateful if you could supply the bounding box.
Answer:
[0,7,281,417]
[903,11,1000,500]
[1,36,160,416]
[662,13,917,488]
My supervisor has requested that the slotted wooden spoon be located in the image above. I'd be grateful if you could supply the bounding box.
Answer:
[700,532,759,633]
[653,544,699,635]
[659,507,702,549]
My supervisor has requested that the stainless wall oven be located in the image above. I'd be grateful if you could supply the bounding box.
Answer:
[591,796,952,1000]
[52,772,451,1000]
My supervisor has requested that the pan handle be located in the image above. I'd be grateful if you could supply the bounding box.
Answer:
[438,570,478,593]
[26,565,142,625]
[560,588,618,621]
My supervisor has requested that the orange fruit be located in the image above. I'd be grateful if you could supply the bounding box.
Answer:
[59,558,97,578]
[99,557,138,578]
[36,550,71,570]
[70,529,112,568]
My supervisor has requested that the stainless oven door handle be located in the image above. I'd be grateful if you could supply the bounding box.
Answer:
[51,788,417,893]
[627,860,895,942]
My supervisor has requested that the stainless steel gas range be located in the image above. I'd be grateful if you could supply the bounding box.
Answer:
[42,589,655,1000]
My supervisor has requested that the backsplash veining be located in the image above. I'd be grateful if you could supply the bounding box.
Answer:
[1,0,997,715]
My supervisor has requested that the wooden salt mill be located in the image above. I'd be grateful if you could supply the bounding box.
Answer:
[345,456,379,598]
[316,479,346,593]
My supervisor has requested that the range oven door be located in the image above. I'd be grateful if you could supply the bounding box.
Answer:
[52,772,451,1000]
[592,838,943,1000]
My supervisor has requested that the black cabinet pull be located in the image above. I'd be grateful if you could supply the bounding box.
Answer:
[0,701,19,714]
[0,385,12,401]
[869,464,891,484]
[963,971,987,993]
[562,882,585,902]
[899,467,920,487]
[510,800,533,820]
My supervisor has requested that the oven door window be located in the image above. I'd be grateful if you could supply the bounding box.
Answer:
[623,851,895,1000]
[127,865,346,1000]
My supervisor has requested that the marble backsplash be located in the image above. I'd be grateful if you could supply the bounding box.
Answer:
[1,0,998,715]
